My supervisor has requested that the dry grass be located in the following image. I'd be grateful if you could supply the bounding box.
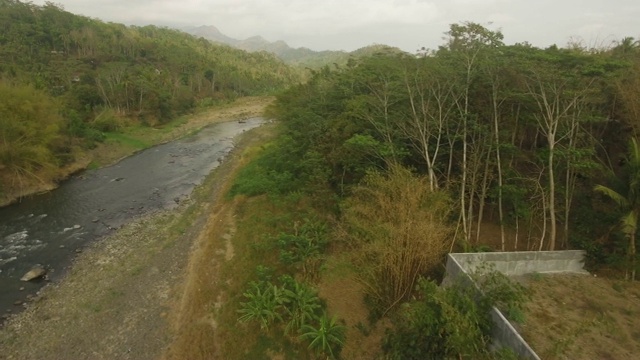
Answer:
[517,273,640,360]
[317,257,389,359]
[341,165,452,314]
[161,123,281,360]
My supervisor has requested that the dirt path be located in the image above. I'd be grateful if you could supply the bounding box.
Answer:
[0,103,275,360]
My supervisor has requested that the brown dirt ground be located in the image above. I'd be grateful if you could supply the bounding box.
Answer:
[0,100,274,360]
[317,260,389,360]
[516,273,640,360]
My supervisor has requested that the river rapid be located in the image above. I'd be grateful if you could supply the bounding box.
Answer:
[0,118,263,317]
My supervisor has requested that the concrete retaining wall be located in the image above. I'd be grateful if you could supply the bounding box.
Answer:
[443,250,588,360]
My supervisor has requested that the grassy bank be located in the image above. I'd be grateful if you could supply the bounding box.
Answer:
[160,123,388,359]
[0,96,274,207]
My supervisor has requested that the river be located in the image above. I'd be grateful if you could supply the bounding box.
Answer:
[0,118,263,317]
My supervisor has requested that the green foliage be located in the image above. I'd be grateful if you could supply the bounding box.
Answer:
[237,281,285,330]
[299,313,346,360]
[277,218,328,279]
[594,137,640,279]
[471,264,530,324]
[279,275,323,335]
[384,278,487,359]
[0,82,63,178]
[228,132,334,198]
[228,146,298,196]
[384,268,529,360]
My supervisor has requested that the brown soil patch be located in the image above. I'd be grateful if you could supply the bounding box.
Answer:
[518,273,640,360]
[317,259,388,359]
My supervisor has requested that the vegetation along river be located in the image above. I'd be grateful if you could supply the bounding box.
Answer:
[0,118,263,318]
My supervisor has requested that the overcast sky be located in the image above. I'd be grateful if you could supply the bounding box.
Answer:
[31,0,639,52]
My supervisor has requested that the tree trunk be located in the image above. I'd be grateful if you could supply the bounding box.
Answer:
[548,138,557,250]
[631,230,637,281]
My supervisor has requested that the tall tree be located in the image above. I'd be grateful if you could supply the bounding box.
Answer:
[439,22,504,244]
[524,53,594,250]
[595,138,640,280]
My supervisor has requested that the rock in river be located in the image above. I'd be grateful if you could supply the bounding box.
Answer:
[20,265,46,282]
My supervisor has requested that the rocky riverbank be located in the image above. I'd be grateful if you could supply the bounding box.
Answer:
[0,106,275,359]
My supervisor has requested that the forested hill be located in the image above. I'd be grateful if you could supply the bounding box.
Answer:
[0,0,301,202]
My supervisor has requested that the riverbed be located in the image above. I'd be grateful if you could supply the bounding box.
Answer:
[0,118,263,317]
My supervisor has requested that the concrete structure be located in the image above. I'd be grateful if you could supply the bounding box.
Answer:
[443,250,589,360]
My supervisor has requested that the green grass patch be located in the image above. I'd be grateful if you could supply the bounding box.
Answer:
[104,132,150,150]
[155,115,190,132]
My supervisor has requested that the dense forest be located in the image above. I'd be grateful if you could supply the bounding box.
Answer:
[0,0,300,199]
[221,22,640,358]
[264,22,640,258]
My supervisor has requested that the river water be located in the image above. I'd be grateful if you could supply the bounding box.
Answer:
[0,118,263,317]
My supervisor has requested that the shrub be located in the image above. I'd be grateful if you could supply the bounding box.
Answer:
[300,312,346,360]
[384,268,530,359]
[278,218,328,279]
[342,164,452,314]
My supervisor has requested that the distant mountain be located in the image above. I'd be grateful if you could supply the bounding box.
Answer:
[183,25,239,46]
[183,25,404,68]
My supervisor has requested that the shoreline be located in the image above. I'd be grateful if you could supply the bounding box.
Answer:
[0,96,273,208]
[0,120,276,359]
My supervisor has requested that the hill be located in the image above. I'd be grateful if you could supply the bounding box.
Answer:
[0,0,301,203]
[183,25,404,67]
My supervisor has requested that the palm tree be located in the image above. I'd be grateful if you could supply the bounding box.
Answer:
[595,138,640,280]
[237,282,284,329]
[300,313,346,360]
[282,280,322,335]
[613,37,639,57]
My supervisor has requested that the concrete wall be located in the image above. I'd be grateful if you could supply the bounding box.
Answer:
[443,250,588,360]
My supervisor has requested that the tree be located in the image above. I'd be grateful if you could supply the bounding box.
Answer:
[343,165,452,314]
[524,55,594,250]
[399,56,457,190]
[0,82,63,186]
[594,138,640,280]
[439,22,504,244]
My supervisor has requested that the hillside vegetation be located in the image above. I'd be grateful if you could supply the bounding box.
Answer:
[0,0,300,202]
[215,23,640,358]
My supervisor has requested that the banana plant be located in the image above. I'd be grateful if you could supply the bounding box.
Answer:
[237,282,285,330]
[281,278,322,335]
[300,313,346,360]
